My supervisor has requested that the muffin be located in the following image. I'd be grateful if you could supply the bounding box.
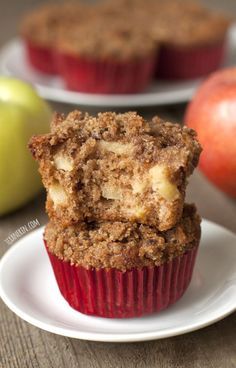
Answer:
[29,110,201,230]
[55,18,157,94]
[44,203,201,318]
[20,0,231,87]
[29,109,202,318]
[152,1,231,79]
[20,3,88,74]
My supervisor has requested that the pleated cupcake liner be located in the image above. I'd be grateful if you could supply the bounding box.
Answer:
[55,52,156,94]
[156,39,226,80]
[45,241,198,318]
[24,39,58,74]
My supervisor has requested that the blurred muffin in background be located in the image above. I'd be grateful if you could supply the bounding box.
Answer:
[20,0,231,88]
[20,2,88,74]
[55,19,157,94]
[151,0,231,79]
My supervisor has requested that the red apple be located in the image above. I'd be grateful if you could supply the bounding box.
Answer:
[185,67,236,197]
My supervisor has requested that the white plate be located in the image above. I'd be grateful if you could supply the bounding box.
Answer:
[0,219,236,342]
[0,24,235,107]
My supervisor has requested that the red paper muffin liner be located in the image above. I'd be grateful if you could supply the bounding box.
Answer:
[45,241,198,318]
[156,39,226,80]
[56,52,156,94]
[24,39,58,74]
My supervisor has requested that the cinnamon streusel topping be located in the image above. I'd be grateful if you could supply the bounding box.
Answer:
[44,204,201,271]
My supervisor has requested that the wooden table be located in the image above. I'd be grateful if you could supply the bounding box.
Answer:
[1,1,236,367]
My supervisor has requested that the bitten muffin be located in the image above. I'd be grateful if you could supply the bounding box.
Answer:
[152,0,231,79]
[29,110,201,230]
[44,203,201,317]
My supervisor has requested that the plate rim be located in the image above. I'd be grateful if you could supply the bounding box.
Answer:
[0,219,236,342]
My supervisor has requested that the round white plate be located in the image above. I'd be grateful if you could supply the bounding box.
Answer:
[0,24,235,107]
[0,219,236,342]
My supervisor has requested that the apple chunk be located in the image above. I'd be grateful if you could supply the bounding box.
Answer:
[149,165,179,200]
[99,140,134,155]
[54,152,73,171]
[49,182,68,206]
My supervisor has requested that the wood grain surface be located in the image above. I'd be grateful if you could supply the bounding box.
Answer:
[0,1,236,367]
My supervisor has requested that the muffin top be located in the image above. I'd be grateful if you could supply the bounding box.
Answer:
[150,1,231,46]
[44,203,201,271]
[20,3,89,46]
[21,0,231,51]
[55,20,157,60]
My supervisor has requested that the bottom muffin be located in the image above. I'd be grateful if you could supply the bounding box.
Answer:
[44,204,201,318]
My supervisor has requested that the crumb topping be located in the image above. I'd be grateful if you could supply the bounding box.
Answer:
[20,3,90,46]
[150,1,231,46]
[55,20,156,59]
[44,203,201,271]
[21,0,231,54]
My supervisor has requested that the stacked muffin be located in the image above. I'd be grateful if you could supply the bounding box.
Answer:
[21,0,231,93]
[29,111,201,318]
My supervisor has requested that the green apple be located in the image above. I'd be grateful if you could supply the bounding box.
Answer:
[0,77,52,216]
